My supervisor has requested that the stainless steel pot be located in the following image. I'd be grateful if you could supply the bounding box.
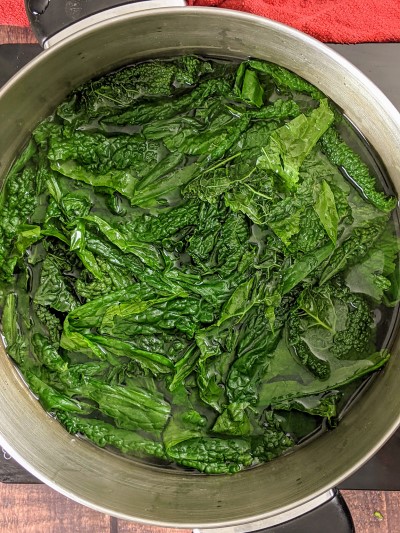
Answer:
[1,2,400,529]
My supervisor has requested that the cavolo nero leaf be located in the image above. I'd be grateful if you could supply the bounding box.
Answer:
[320,216,388,285]
[345,226,400,303]
[287,281,377,380]
[320,126,397,213]
[34,254,79,313]
[234,63,265,108]
[314,180,339,244]
[257,99,334,190]
[258,337,389,409]
[58,412,166,458]
[247,59,325,100]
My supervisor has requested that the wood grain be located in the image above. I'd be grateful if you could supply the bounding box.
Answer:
[0,26,36,45]
[0,483,399,532]
[0,483,190,533]
[0,483,110,533]
[342,490,400,533]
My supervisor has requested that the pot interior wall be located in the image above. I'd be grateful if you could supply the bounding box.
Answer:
[0,7,400,527]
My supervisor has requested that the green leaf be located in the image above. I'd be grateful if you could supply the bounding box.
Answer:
[345,226,400,303]
[320,216,388,285]
[166,435,253,474]
[234,64,264,107]
[320,126,397,212]
[52,160,138,201]
[34,255,78,313]
[212,402,252,436]
[88,380,170,436]
[247,60,324,100]
[83,214,163,270]
[217,277,255,326]
[258,337,390,408]
[280,241,334,295]
[25,370,92,414]
[32,333,68,373]
[257,99,334,190]
[163,388,206,450]
[59,413,166,458]
[314,180,339,243]
[169,343,200,392]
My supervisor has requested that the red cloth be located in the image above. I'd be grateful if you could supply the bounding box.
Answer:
[187,0,400,43]
[1,0,400,43]
[0,0,29,27]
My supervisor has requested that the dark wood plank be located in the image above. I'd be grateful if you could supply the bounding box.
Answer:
[0,483,399,533]
[0,482,190,533]
[0,26,36,45]
[0,483,111,533]
[342,490,399,533]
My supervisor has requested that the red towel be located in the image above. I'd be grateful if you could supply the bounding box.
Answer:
[1,0,400,43]
[188,0,400,43]
[0,0,29,27]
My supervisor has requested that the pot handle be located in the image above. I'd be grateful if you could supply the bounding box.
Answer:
[194,489,354,533]
[25,0,186,48]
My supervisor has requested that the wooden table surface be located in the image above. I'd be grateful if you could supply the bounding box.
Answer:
[1,23,400,533]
